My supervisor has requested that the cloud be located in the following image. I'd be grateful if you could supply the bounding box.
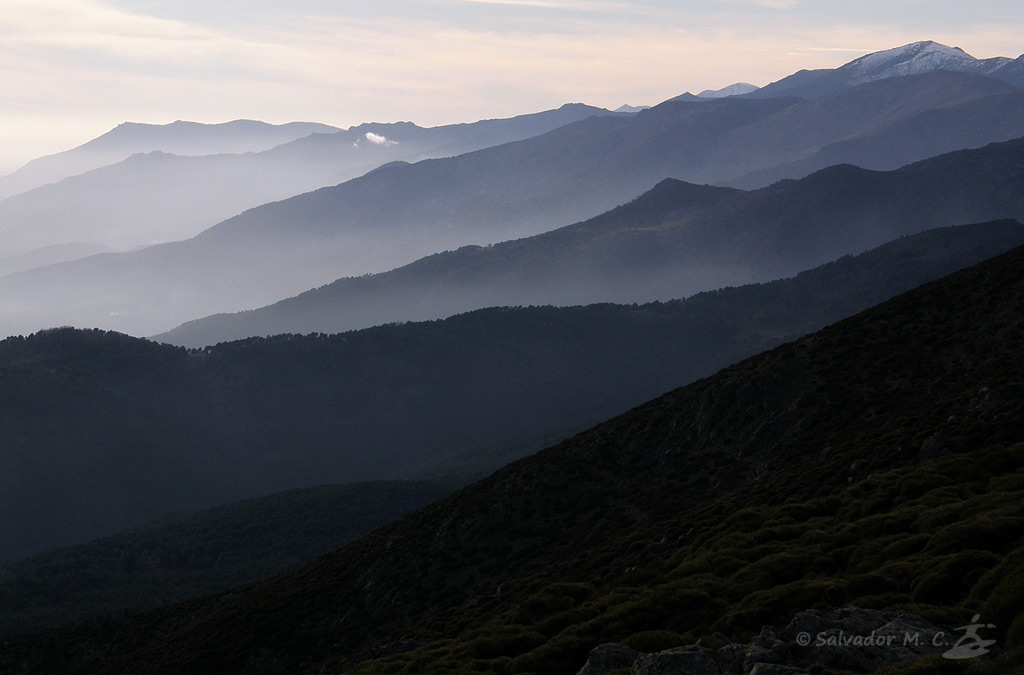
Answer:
[364,132,397,146]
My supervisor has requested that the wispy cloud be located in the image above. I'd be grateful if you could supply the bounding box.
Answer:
[364,132,398,146]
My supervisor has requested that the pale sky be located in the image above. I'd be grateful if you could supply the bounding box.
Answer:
[2,0,1023,173]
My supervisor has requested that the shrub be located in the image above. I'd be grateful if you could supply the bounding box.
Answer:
[621,630,681,653]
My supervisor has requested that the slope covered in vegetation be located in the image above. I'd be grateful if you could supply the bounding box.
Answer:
[4,237,1024,673]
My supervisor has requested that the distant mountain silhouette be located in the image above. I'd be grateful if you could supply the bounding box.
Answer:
[0,243,112,278]
[0,120,339,201]
[729,84,1024,187]
[696,82,759,98]
[0,104,618,266]
[993,54,1024,87]
[1,221,1020,563]
[4,73,1022,338]
[157,138,1024,346]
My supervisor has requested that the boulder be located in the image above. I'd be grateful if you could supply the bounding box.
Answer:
[743,626,790,671]
[716,643,748,674]
[696,632,731,650]
[577,643,640,675]
[782,606,948,672]
[631,647,720,675]
[748,665,808,674]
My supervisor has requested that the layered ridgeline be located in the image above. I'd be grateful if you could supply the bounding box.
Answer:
[0,479,460,640]
[0,105,616,274]
[6,221,1024,675]
[159,137,1024,347]
[3,42,1019,275]
[0,120,341,201]
[2,221,1021,564]
[3,68,1024,338]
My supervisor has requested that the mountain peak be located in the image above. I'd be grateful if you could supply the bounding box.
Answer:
[840,40,977,80]
[751,40,1018,99]
[696,82,759,98]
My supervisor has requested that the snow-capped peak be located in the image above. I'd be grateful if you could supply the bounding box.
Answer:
[838,41,1009,84]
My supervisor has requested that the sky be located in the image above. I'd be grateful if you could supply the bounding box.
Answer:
[1,0,1023,173]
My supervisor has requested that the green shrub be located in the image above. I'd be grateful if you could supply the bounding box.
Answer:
[621,630,681,653]
[878,533,931,559]
[911,550,1002,604]
[509,635,592,674]
[466,629,545,659]
[978,551,1024,647]
[536,606,599,637]
[925,512,1024,555]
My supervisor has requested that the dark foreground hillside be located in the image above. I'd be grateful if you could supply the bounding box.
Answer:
[2,221,1021,563]
[0,479,459,639]
[5,239,1024,672]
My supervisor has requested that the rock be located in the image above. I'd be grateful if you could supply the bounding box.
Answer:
[743,626,789,672]
[969,383,1024,412]
[748,665,808,674]
[782,606,890,642]
[696,632,731,650]
[919,432,950,459]
[717,643,748,674]
[577,643,639,675]
[782,606,948,672]
[631,647,719,675]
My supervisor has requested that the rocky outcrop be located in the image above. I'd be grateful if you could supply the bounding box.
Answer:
[631,647,720,675]
[577,642,639,675]
[575,606,969,675]
[781,606,950,672]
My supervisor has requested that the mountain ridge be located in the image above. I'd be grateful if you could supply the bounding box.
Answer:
[0,104,618,267]
[6,71,1024,338]
[748,40,1023,99]
[156,137,1024,346]
[0,120,340,201]
[4,220,1022,563]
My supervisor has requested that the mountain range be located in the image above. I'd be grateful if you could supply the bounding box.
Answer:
[3,67,1024,338]
[0,119,340,201]
[749,40,1024,99]
[0,104,617,271]
[4,221,1021,564]
[158,137,1024,346]
[4,221,1022,675]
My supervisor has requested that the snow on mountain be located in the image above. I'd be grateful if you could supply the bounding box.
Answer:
[750,40,1022,100]
[839,41,1010,85]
